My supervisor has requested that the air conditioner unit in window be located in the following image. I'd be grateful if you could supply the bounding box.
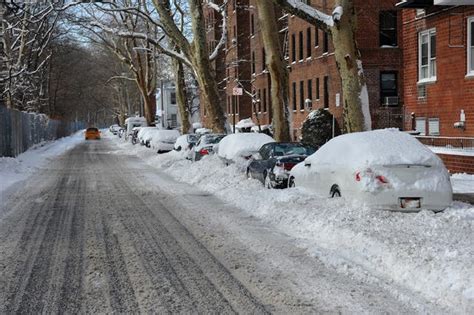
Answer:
[383,96,399,106]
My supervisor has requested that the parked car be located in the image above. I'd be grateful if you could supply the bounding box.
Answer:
[247,142,316,188]
[149,130,181,153]
[289,129,453,212]
[131,127,142,145]
[85,127,101,140]
[125,116,147,139]
[137,127,161,147]
[217,133,275,167]
[193,134,226,161]
[174,134,199,159]
[109,124,121,135]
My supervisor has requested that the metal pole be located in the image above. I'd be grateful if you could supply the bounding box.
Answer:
[232,96,236,133]
[332,114,335,138]
[161,80,165,128]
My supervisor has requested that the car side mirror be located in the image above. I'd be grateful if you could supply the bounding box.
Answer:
[304,160,311,167]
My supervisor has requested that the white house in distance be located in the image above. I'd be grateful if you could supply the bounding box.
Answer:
[156,79,201,130]
[156,80,179,129]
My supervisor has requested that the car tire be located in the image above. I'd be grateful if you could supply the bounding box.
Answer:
[288,176,295,188]
[246,168,252,179]
[331,186,341,198]
[264,173,274,189]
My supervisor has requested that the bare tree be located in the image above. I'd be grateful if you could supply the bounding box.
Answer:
[272,0,372,132]
[255,0,291,141]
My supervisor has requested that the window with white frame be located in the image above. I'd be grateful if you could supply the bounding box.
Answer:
[428,118,440,136]
[415,117,426,135]
[419,29,436,82]
[468,17,474,75]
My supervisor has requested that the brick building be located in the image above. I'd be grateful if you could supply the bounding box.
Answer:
[397,0,474,137]
[204,1,404,137]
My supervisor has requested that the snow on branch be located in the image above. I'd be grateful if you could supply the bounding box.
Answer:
[207,0,228,61]
[284,0,335,28]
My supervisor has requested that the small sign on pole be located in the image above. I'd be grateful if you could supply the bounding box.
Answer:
[232,87,243,96]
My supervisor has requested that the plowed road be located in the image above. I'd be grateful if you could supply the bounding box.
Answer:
[0,139,420,313]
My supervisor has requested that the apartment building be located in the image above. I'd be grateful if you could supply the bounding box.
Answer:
[204,1,404,137]
[397,0,474,138]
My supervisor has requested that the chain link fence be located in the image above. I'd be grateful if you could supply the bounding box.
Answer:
[0,106,86,157]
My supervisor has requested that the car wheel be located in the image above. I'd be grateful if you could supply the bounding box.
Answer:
[246,168,252,179]
[331,186,341,198]
[288,176,295,188]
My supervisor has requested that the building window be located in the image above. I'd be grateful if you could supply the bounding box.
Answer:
[299,81,305,110]
[299,31,304,61]
[316,77,320,100]
[250,14,255,36]
[323,31,329,53]
[262,48,266,71]
[307,79,312,109]
[263,88,267,113]
[306,27,312,58]
[415,117,426,135]
[251,51,256,74]
[292,82,297,111]
[291,33,296,62]
[170,91,176,104]
[380,72,398,106]
[171,114,177,127]
[428,118,440,136]
[315,28,319,47]
[468,17,474,75]
[419,28,436,82]
[323,76,329,108]
[379,11,397,47]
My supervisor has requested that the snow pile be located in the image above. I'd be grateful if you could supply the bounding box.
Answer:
[0,131,83,197]
[110,134,474,312]
[451,173,474,193]
[235,118,256,129]
[306,129,442,168]
[217,133,274,161]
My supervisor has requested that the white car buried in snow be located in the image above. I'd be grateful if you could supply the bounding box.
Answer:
[149,130,181,154]
[289,129,453,212]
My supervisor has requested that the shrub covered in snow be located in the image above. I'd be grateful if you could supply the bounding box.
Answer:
[301,109,339,149]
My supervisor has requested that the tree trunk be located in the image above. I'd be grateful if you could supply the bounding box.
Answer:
[172,57,191,134]
[332,0,371,132]
[188,0,226,133]
[255,0,291,141]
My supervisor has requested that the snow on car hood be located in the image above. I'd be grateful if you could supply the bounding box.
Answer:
[305,129,443,168]
[217,133,275,160]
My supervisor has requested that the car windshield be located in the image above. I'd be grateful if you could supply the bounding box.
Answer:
[87,128,98,132]
[205,135,225,144]
[273,144,315,156]
[188,134,199,143]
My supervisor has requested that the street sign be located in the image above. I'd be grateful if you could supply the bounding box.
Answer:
[232,87,243,96]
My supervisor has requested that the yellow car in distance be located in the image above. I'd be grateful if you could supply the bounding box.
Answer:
[85,127,101,140]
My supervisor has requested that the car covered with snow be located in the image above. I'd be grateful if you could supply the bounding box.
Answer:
[217,133,275,167]
[125,116,147,138]
[192,134,226,161]
[174,134,199,151]
[247,142,316,188]
[137,127,163,147]
[109,124,121,135]
[289,129,453,212]
[149,129,181,153]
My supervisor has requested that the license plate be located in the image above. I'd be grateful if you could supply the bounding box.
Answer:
[400,198,421,209]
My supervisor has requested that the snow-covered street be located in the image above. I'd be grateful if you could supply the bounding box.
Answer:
[108,132,474,313]
[0,133,472,313]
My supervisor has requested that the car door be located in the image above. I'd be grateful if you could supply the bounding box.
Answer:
[249,143,272,182]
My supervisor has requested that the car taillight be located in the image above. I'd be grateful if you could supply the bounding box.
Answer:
[199,148,209,155]
[376,175,389,184]
[355,172,361,181]
[283,163,295,171]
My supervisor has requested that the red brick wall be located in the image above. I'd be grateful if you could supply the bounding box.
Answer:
[437,154,474,174]
[402,6,474,137]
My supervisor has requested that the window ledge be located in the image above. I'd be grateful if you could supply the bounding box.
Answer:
[465,73,474,80]
[417,78,437,85]
[380,45,399,49]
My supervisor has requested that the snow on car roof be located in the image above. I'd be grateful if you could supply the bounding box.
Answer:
[217,133,275,160]
[306,129,443,168]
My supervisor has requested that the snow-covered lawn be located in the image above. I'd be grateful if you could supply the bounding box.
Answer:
[0,131,84,198]
[108,132,474,313]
